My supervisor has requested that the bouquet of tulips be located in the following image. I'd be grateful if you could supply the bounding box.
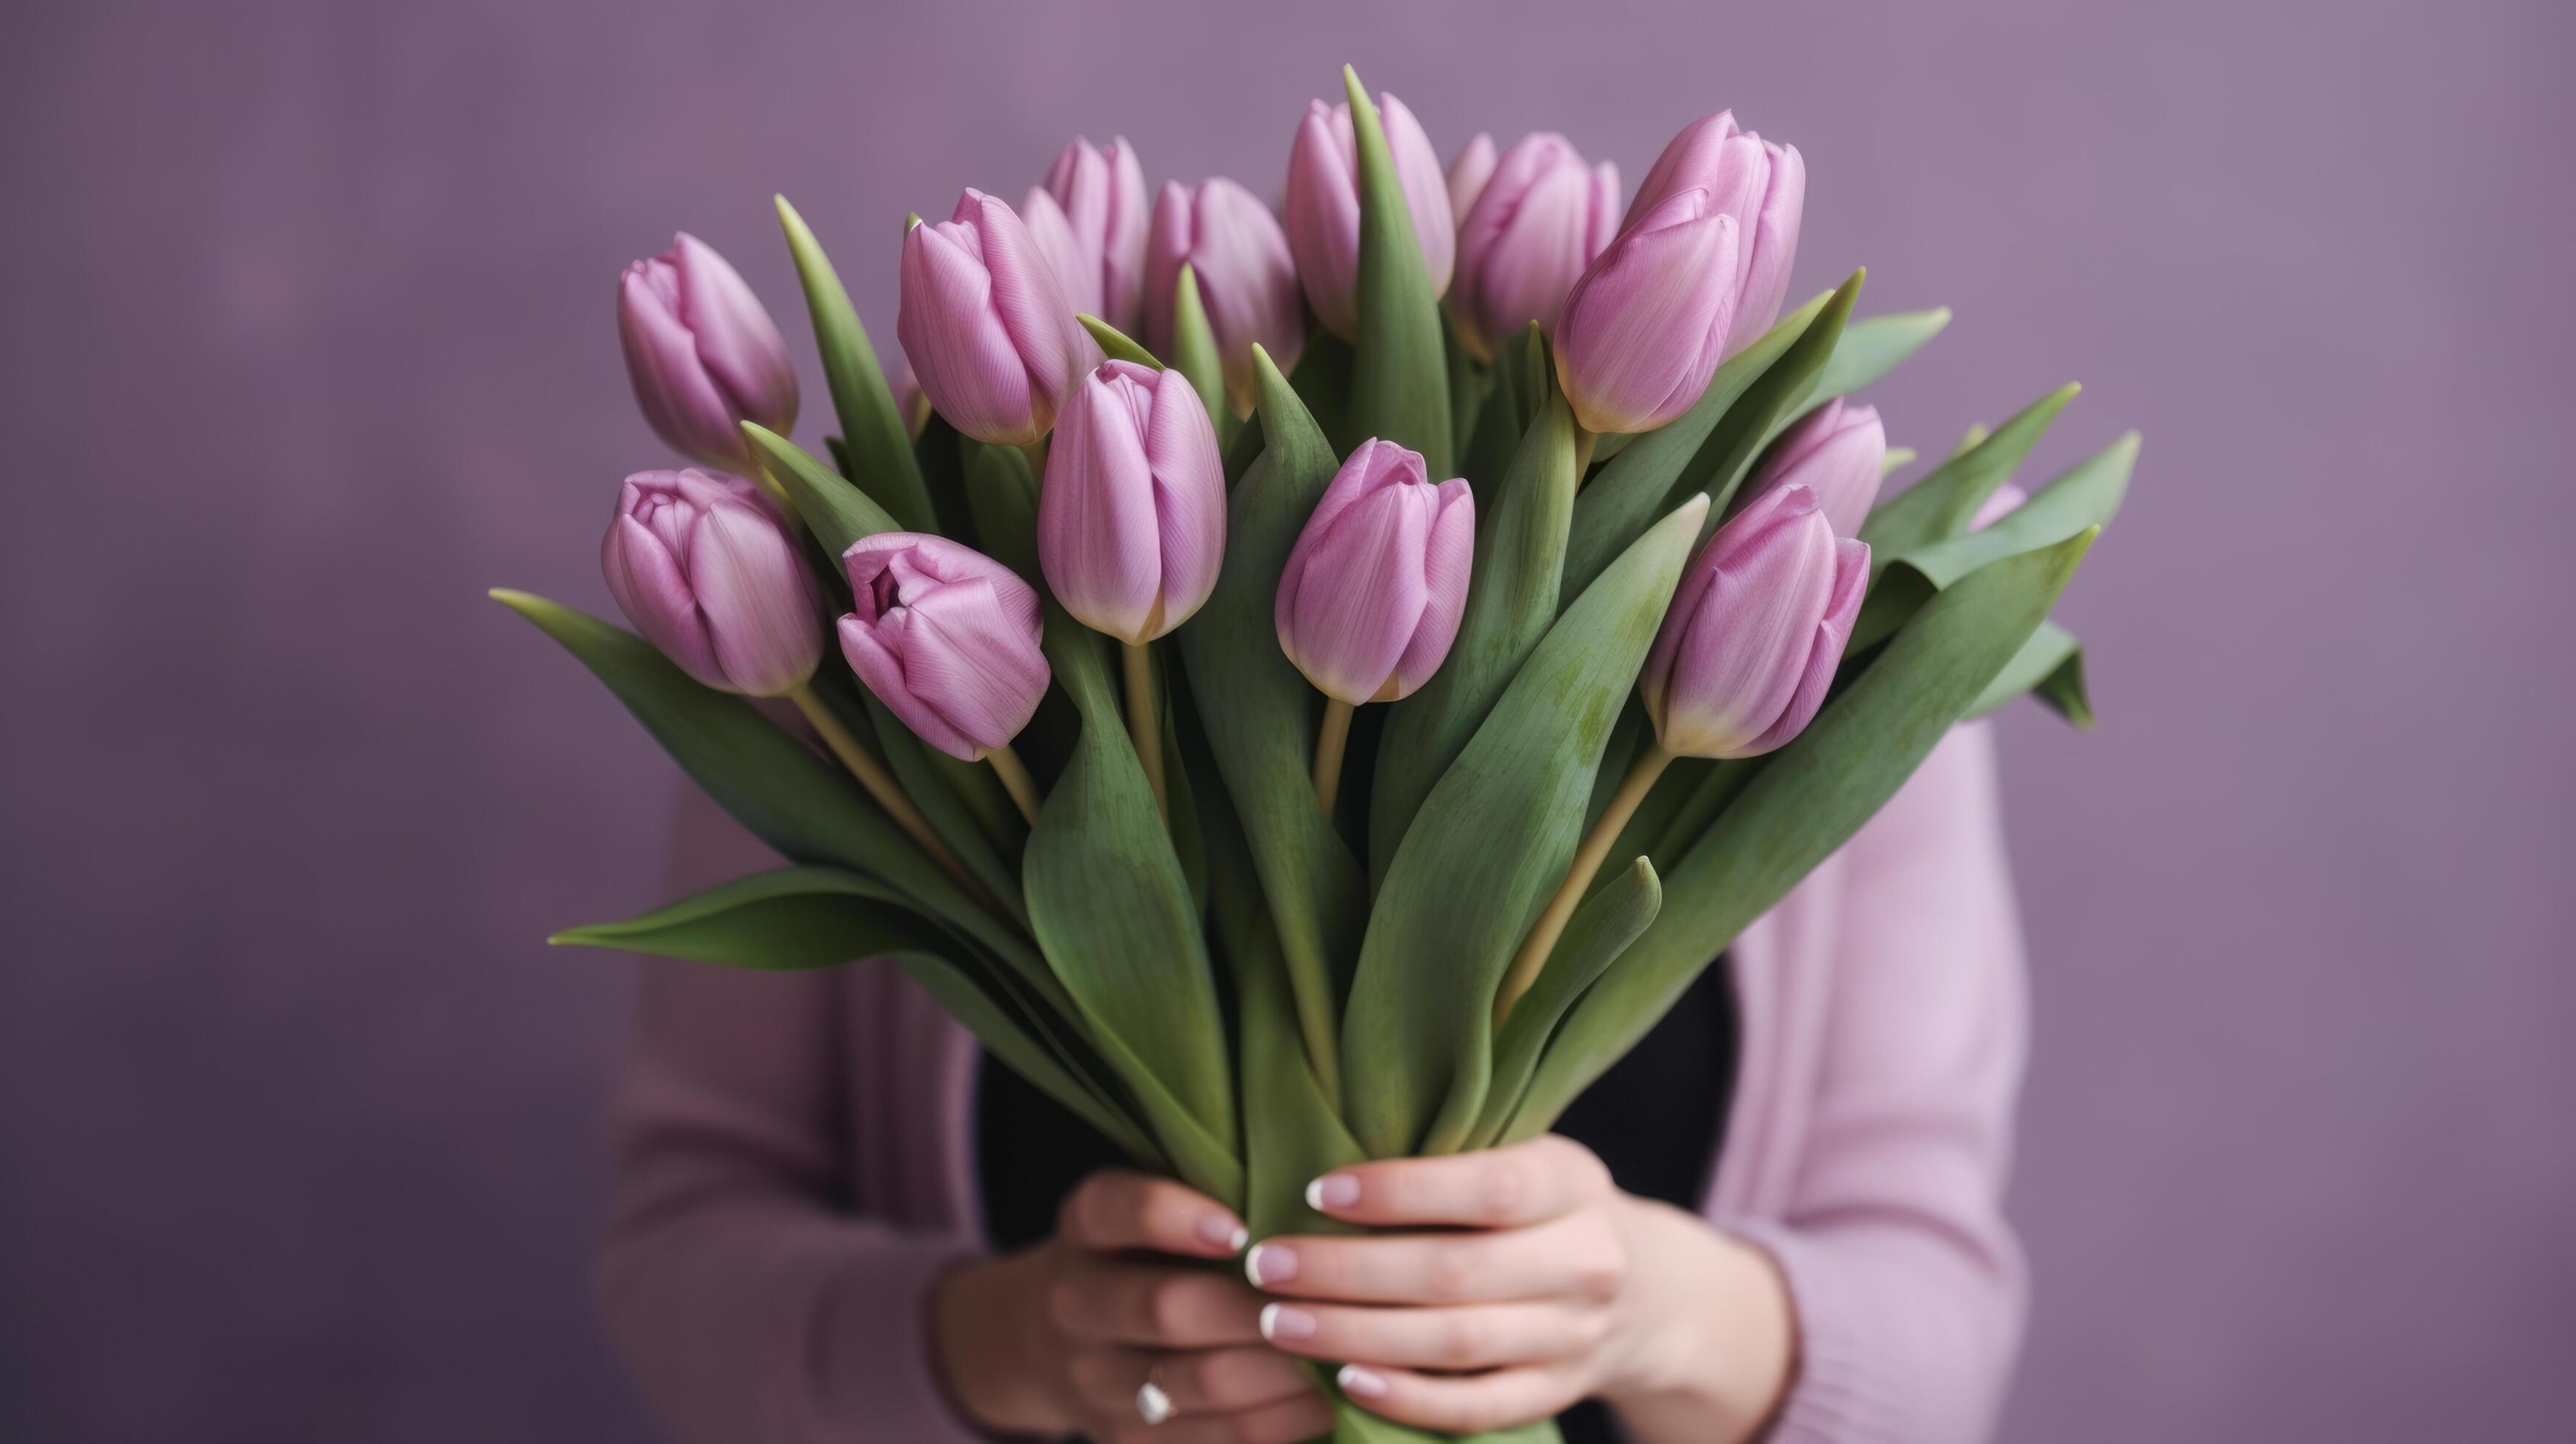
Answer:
[496,66,2129,1443]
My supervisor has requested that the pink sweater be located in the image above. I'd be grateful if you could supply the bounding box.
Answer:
[598,725,2029,1443]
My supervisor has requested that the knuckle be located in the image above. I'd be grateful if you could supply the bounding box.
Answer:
[1422,1247,1476,1303]
[1145,1277,1197,1339]
[1043,1277,1085,1333]
[1480,1158,1537,1219]
[1572,1250,1624,1303]
[1440,1313,1496,1367]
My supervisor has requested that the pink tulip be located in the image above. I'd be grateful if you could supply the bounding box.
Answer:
[1275,438,1475,704]
[1019,186,1101,322]
[617,234,800,470]
[1739,399,1887,539]
[1450,133,1621,362]
[838,533,1050,761]
[1552,189,1739,434]
[1039,360,1226,644]
[1971,482,2029,531]
[1145,178,1305,416]
[1283,93,1455,340]
[1042,136,1151,334]
[1625,112,1806,350]
[601,469,821,697]
[896,189,1096,446]
[1447,132,1499,229]
[1642,484,1868,759]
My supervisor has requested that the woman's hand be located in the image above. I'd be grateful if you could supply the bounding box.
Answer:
[930,1170,1334,1443]
[1240,1135,1798,1443]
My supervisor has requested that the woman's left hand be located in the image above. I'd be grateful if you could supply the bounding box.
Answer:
[1240,1135,1797,1443]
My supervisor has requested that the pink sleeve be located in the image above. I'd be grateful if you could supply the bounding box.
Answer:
[594,787,989,1443]
[1735,724,2031,1443]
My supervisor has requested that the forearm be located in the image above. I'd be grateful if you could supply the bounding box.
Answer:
[1598,1197,1798,1444]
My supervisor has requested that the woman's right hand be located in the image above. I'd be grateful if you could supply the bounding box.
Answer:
[930,1170,1333,1443]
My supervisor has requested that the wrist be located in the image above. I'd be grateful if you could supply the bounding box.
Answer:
[928,1249,1061,1435]
[1598,1198,1798,1444]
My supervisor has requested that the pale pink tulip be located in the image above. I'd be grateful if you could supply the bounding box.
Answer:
[1739,399,1887,538]
[1552,189,1739,434]
[1039,360,1226,643]
[896,189,1097,446]
[838,533,1050,761]
[617,234,799,469]
[1450,133,1621,361]
[1145,178,1305,416]
[601,468,821,696]
[1042,136,1151,334]
[1446,132,1499,228]
[1625,111,1806,349]
[1642,484,1867,759]
[1282,92,1455,340]
[1275,438,1475,704]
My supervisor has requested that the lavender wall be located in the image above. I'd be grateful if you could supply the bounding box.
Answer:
[4,0,2569,1439]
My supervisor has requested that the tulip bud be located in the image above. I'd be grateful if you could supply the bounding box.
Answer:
[1283,93,1455,340]
[1641,484,1867,759]
[1970,482,2029,531]
[1447,132,1499,228]
[1019,186,1102,322]
[1552,189,1739,434]
[617,234,800,470]
[896,189,1096,446]
[1275,438,1475,704]
[1039,360,1227,643]
[1624,112,1806,349]
[1145,178,1305,416]
[837,533,1050,762]
[1450,133,1621,362]
[1042,136,1151,334]
[601,468,822,697]
[1738,399,1887,538]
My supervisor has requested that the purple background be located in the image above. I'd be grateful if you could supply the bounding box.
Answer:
[4,0,2570,1439]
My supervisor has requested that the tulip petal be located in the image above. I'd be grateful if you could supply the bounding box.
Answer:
[1281,484,1432,704]
[1736,535,1868,756]
[1733,141,1806,344]
[1019,186,1103,320]
[603,511,722,686]
[619,263,748,466]
[1387,477,1476,699]
[899,217,1041,445]
[1143,367,1227,634]
[896,578,1053,754]
[839,613,978,760]
[687,502,822,695]
[1555,197,1739,433]
[1652,488,1837,757]
[672,232,799,436]
[964,191,1084,428]
[1041,364,1166,642]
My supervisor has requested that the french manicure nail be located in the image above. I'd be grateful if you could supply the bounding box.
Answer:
[1244,1241,1298,1286]
[1196,1213,1250,1252]
[1304,1173,1361,1210]
[1336,1364,1389,1399]
[1258,1303,1318,1341]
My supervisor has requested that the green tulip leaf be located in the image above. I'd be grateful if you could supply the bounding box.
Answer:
[1807,306,1952,407]
[1169,264,1236,446]
[548,863,944,968]
[1965,617,2094,727]
[1445,305,1494,467]
[1505,529,2099,1140]
[1456,323,1554,507]
[1860,383,2081,559]
[775,197,938,533]
[1854,423,2130,651]
[1341,494,1708,1158]
[960,440,1043,585]
[1562,276,1857,600]
[743,422,902,559]
[487,590,1039,981]
[1463,856,1662,1152]
[1078,313,1161,369]
[1176,346,1370,1107]
[1028,604,1241,1190]
[1368,389,1579,883]
[1344,67,1452,478]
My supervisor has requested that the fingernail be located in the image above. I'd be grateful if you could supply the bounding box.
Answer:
[1196,1213,1250,1252]
[1304,1173,1361,1210]
[1336,1364,1389,1399]
[1243,1241,1298,1286]
[1258,1303,1317,1341]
